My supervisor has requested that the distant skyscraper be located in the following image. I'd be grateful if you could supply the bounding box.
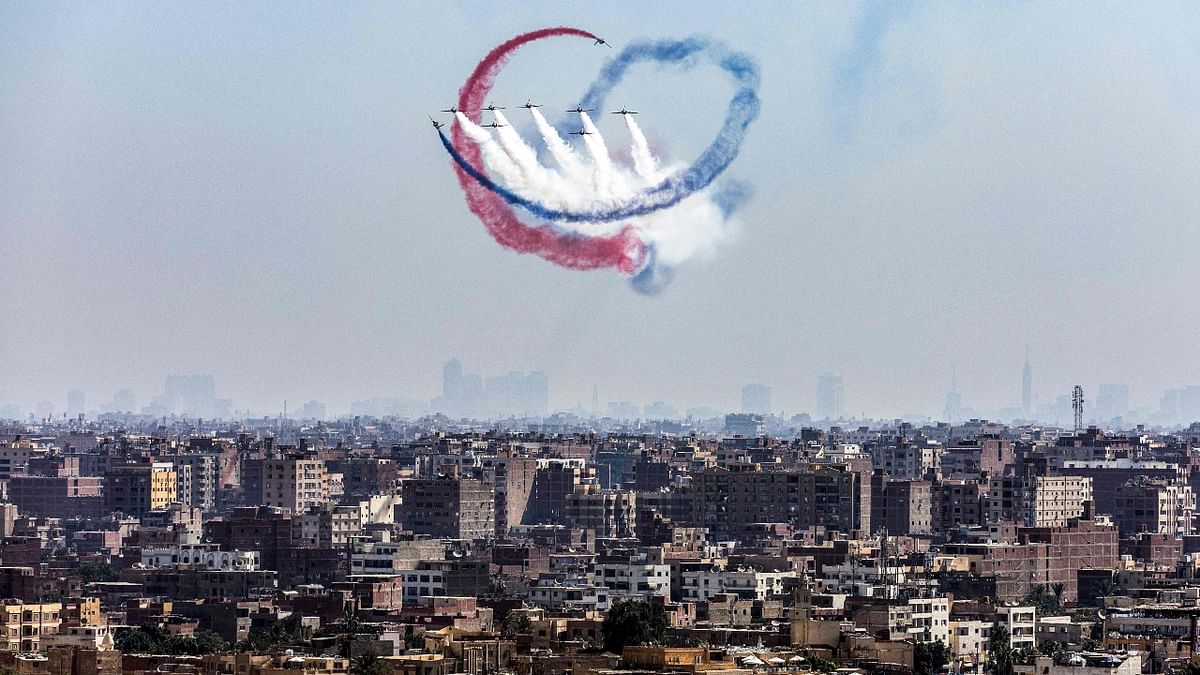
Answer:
[108,388,136,413]
[298,400,326,420]
[1022,350,1032,415]
[945,369,962,424]
[151,375,217,417]
[1096,384,1130,422]
[435,359,547,418]
[443,358,463,398]
[1181,386,1200,425]
[66,389,85,418]
[741,384,772,415]
[816,373,844,420]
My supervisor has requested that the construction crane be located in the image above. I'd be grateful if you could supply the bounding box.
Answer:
[1072,385,1084,432]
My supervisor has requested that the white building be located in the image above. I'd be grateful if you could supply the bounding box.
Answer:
[997,605,1037,651]
[140,544,259,571]
[592,561,670,599]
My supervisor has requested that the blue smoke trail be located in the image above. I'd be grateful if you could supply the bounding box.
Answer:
[443,36,760,224]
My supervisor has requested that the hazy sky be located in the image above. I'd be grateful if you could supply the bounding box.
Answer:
[3,2,1199,418]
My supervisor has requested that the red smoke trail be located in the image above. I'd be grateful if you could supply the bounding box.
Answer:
[451,27,645,273]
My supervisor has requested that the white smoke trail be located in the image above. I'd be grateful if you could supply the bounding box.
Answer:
[455,112,525,189]
[529,108,589,182]
[490,111,576,207]
[578,112,617,196]
[623,115,658,180]
[459,110,738,274]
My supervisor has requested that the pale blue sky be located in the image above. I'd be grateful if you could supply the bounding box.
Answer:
[2,2,1199,418]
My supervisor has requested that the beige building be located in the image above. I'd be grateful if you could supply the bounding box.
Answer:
[105,462,178,517]
[1112,477,1195,537]
[562,486,636,538]
[1,601,62,652]
[261,456,330,512]
[987,475,1093,527]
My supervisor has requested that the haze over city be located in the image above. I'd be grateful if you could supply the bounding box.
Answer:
[4,3,1200,418]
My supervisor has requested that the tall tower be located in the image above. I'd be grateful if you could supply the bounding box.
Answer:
[1022,349,1032,416]
[1072,385,1084,432]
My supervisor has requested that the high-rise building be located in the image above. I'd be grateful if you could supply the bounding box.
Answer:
[1095,384,1130,422]
[401,473,495,540]
[66,389,85,418]
[816,373,844,420]
[1181,386,1200,424]
[105,388,136,414]
[741,384,772,415]
[443,358,463,399]
[105,462,178,517]
[944,391,962,424]
[1022,351,1032,415]
[258,456,330,512]
[297,400,326,420]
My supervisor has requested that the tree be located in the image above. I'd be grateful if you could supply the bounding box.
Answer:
[990,625,1014,675]
[115,625,229,656]
[913,641,950,675]
[238,614,304,652]
[79,562,119,584]
[500,613,532,639]
[601,600,668,654]
[351,652,391,675]
[1051,582,1066,606]
[1179,660,1200,675]
[808,656,838,673]
[115,628,156,654]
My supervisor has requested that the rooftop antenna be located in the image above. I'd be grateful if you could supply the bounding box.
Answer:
[1072,385,1084,432]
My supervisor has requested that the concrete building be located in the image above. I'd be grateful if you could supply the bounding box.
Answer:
[817,373,844,420]
[401,474,495,540]
[5,475,104,519]
[692,463,870,538]
[997,605,1037,651]
[105,462,178,517]
[1112,477,1195,538]
[170,453,220,512]
[987,474,1093,527]
[871,476,933,535]
[259,456,330,513]
[1,601,62,652]
[741,384,772,416]
[562,487,636,538]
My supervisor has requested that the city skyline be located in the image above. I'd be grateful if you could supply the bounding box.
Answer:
[8,357,1200,428]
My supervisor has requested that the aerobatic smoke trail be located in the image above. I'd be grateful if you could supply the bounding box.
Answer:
[530,108,588,183]
[448,27,643,273]
[624,115,658,179]
[440,27,759,289]
[444,35,760,225]
[454,113,525,188]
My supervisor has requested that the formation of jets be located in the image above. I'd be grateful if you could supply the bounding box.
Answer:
[429,104,640,134]
[430,36,632,137]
